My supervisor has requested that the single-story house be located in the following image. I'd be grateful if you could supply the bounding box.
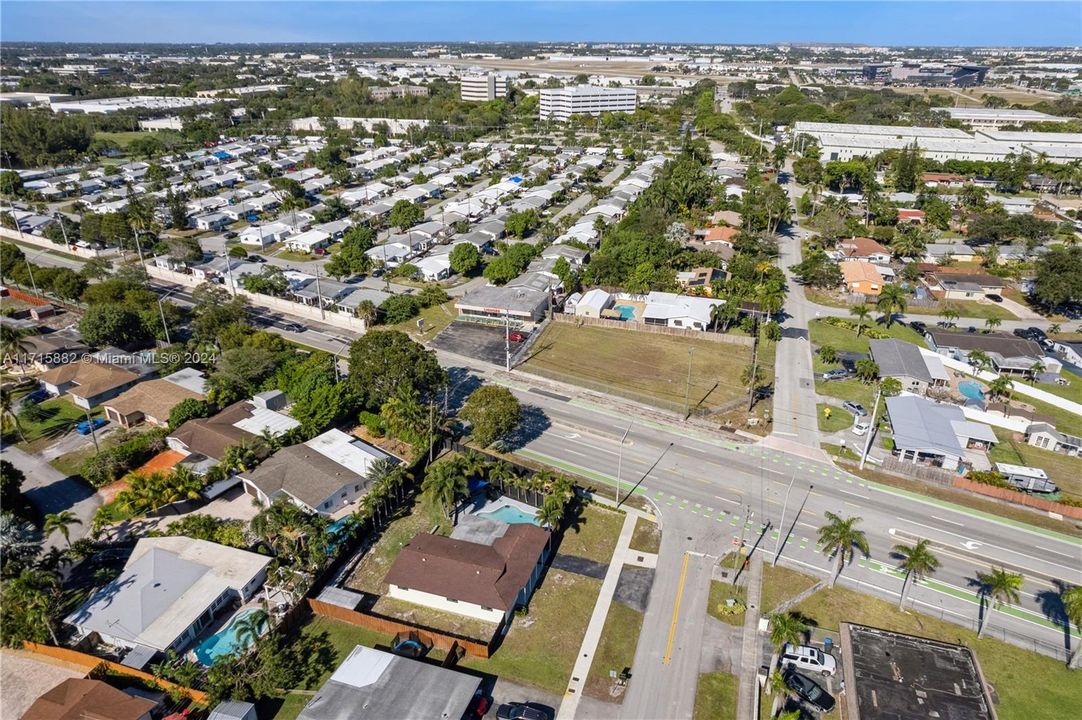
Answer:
[869,339,949,395]
[1025,422,1081,456]
[364,242,413,267]
[925,271,1006,300]
[923,244,978,264]
[924,330,1061,376]
[676,267,726,296]
[575,288,614,319]
[65,537,270,662]
[386,520,550,624]
[297,645,481,720]
[284,229,331,253]
[194,212,231,232]
[838,237,892,264]
[840,261,884,296]
[103,369,206,429]
[9,329,89,372]
[414,254,452,281]
[541,244,589,267]
[885,394,997,472]
[1054,340,1082,367]
[642,291,724,331]
[242,429,396,515]
[897,208,926,225]
[239,221,293,248]
[38,361,143,410]
[167,397,299,465]
[21,679,156,720]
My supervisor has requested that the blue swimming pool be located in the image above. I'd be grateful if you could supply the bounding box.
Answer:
[614,304,636,321]
[193,608,266,665]
[480,505,542,526]
[958,380,985,401]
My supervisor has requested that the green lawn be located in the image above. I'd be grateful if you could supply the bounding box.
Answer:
[49,445,97,478]
[988,427,1082,501]
[1031,369,1082,406]
[557,503,626,564]
[808,318,927,358]
[584,601,645,702]
[793,584,1082,720]
[693,672,738,720]
[760,565,820,615]
[380,299,457,342]
[274,250,321,262]
[7,397,100,454]
[94,130,184,150]
[629,516,661,555]
[813,377,877,411]
[816,403,854,432]
[707,580,747,627]
[524,323,754,413]
[905,300,1018,321]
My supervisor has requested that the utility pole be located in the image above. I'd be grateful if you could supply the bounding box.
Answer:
[84,408,100,453]
[156,295,172,345]
[772,473,796,566]
[504,307,511,372]
[615,421,632,506]
[732,505,754,576]
[859,385,883,470]
[746,317,760,412]
[683,347,695,419]
[313,264,326,321]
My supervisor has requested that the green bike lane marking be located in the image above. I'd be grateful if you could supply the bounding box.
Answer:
[514,448,647,495]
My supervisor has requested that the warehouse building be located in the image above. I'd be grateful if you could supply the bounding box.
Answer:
[539,85,637,121]
[936,107,1072,130]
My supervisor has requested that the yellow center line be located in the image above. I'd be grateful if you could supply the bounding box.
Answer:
[663,552,690,665]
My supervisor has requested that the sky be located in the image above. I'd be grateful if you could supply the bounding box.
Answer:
[1,1,1079,46]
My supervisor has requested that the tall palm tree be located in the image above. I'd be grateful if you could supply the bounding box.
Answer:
[1,387,27,442]
[355,299,378,328]
[984,317,1002,333]
[967,350,991,375]
[421,459,468,520]
[233,609,268,649]
[892,539,940,610]
[43,511,82,548]
[769,612,808,649]
[987,376,1013,405]
[817,512,870,588]
[876,284,908,328]
[1028,360,1045,384]
[975,567,1024,637]
[849,304,871,336]
[940,305,960,327]
[0,325,36,377]
[537,495,564,530]
[1063,585,1082,669]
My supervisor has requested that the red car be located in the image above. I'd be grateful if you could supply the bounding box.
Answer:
[508,331,526,342]
[471,695,491,717]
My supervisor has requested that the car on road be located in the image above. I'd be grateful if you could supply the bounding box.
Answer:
[851,419,871,437]
[495,703,551,720]
[908,320,927,335]
[508,330,527,342]
[783,669,836,713]
[821,368,850,381]
[247,255,266,263]
[780,643,838,677]
[842,401,867,417]
[75,417,106,435]
[279,321,305,333]
[986,294,1003,303]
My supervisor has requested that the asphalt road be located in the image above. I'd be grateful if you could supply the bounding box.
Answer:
[0,445,100,550]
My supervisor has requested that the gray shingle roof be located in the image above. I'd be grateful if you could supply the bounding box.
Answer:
[870,339,932,383]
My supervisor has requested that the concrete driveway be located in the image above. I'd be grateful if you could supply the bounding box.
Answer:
[1,445,101,549]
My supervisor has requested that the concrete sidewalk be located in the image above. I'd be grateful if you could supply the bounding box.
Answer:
[556,511,638,719]
[735,555,764,720]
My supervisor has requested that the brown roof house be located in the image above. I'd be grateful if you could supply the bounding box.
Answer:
[167,393,299,467]
[38,361,142,410]
[837,237,892,264]
[386,520,550,625]
[21,678,156,720]
[103,368,207,429]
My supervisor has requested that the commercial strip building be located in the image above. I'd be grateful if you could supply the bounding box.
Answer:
[460,73,508,102]
[539,85,637,121]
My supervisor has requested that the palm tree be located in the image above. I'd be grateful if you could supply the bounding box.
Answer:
[849,304,871,336]
[1064,586,1082,669]
[43,511,82,548]
[356,299,378,328]
[892,539,940,610]
[421,458,468,520]
[769,612,808,649]
[160,466,203,514]
[984,317,1002,333]
[975,568,1024,637]
[0,325,36,377]
[987,376,1013,405]
[817,512,870,588]
[1028,360,1045,384]
[537,495,564,529]
[233,608,268,649]
[875,284,908,327]
[939,305,959,327]
[967,350,991,375]
[1,387,27,442]
[1049,323,1062,336]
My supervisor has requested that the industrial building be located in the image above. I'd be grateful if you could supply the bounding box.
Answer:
[539,85,637,121]
[936,107,1072,130]
[861,62,988,87]
[460,72,508,102]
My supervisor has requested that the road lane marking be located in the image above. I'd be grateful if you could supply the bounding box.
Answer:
[1036,545,1075,559]
[837,488,868,500]
[931,515,965,527]
[663,553,690,666]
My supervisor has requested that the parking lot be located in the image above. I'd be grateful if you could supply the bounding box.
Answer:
[429,321,526,366]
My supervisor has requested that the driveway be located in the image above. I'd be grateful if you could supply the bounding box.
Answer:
[1,445,101,548]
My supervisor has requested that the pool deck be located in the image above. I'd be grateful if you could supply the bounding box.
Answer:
[461,495,538,522]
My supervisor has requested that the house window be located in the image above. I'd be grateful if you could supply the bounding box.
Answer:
[673,320,682,327]
[447,598,458,604]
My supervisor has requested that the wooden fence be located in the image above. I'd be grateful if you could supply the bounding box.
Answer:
[951,477,1082,520]
[552,313,754,347]
[21,642,208,704]
[307,597,494,658]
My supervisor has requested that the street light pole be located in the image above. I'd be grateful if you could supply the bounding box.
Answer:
[859,385,883,470]
[615,421,632,506]
[772,473,796,566]
[156,292,174,345]
[504,307,511,372]
[683,347,694,418]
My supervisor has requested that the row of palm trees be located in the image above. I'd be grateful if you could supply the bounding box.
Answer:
[816,512,1082,664]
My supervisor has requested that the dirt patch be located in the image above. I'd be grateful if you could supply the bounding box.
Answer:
[550,553,608,580]
[0,649,85,720]
[613,566,654,613]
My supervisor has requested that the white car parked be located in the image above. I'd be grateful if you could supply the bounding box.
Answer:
[851,419,870,436]
[780,643,838,676]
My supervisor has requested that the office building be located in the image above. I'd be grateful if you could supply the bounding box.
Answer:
[461,73,507,102]
[539,85,637,121]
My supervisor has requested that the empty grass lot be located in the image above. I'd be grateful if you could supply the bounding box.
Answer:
[694,672,738,720]
[524,323,753,413]
[584,601,645,701]
[905,300,1018,321]
[557,503,626,563]
[792,584,1082,720]
[94,130,183,149]
[629,516,661,554]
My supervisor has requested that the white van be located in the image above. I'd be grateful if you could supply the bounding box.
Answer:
[780,643,837,676]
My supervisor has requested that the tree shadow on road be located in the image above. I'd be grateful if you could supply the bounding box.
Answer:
[501,404,551,451]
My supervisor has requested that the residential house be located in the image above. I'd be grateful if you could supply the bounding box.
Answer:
[386,520,550,624]
[239,221,293,248]
[1054,340,1082,367]
[364,242,413,267]
[414,254,452,281]
[297,645,481,720]
[642,292,724,331]
[923,244,978,264]
[897,208,926,225]
[925,271,1006,300]
[284,229,332,253]
[10,329,89,372]
[103,369,207,429]
[924,330,1061,376]
[838,237,892,264]
[167,397,299,466]
[869,339,949,394]
[21,679,156,720]
[676,267,725,296]
[574,288,614,319]
[194,212,231,232]
[840,261,884,296]
[711,209,742,226]
[885,394,997,472]
[38,361,143,410]
[242,429,396,515]
[1025,423,1081,456]
[541,244,589,267]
